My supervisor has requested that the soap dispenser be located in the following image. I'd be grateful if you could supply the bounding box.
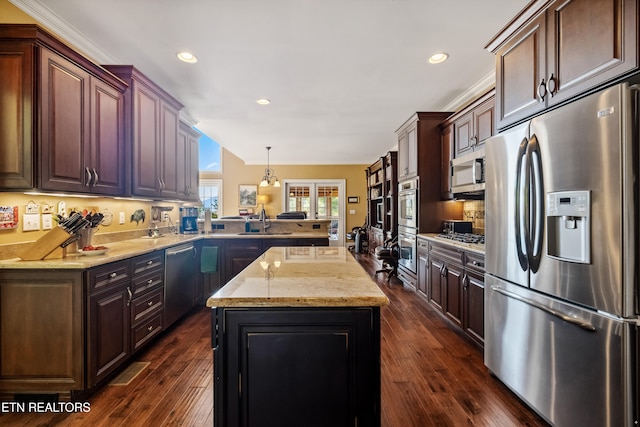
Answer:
[245,217,251,232]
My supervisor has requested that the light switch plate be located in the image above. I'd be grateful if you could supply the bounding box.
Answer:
[23,213,40,231]
[42,213,53,230]
[119,212,125,224]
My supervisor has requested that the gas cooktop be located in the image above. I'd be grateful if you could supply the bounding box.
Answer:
[437,232,485,245]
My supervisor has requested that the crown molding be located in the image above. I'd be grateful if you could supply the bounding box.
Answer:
[9,0,118,64]
[441,70,496,112]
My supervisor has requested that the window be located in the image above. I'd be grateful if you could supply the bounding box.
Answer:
[197,129,221,172]
[287,186,311,213]
[199,179,222,219]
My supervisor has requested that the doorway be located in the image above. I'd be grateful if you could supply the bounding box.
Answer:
[283,180,345,246]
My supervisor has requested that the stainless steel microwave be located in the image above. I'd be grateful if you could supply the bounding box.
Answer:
[451,147,485,195]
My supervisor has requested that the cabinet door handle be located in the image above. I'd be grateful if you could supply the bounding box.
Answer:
[546,73,557,97]
[147,279,153,285]
[147,325,154,332]
[126,287,133,306]
[109,272,117,279]
[85,167,92,186]
[463,274,469,290]
[92,168,99,186]
[537,78,547,102]
[147,260,154,266]
[147,301,154,307]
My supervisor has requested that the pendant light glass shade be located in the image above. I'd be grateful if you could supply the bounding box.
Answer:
[259,146,280,187]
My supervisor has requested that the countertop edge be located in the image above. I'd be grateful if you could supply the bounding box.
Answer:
[205,296,390,308]
[0,232,329,269]
[417,233,485,255]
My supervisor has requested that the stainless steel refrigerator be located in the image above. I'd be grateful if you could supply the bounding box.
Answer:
[485,82,639,427]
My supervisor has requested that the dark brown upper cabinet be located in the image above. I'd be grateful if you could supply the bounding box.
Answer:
[0,25,127,194]
[487,0,638,130]
[104,65,184,200]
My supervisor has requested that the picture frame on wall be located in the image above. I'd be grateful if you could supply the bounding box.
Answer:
[239,185,258,207]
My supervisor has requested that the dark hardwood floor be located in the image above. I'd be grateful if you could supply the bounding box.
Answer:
[0,252,548,426]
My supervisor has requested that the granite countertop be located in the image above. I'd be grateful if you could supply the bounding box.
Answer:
[206,246,389,308]
[418,233,486,255]
[0,231,329,270]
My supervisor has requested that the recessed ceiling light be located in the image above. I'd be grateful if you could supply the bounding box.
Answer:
[256,98,271,105]
[428,52,449,64]
[177,52,198,64]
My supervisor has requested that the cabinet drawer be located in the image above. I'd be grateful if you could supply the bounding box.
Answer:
[89,260,130,294]
[131,287,164,325]
[131,270,164,296]
[465,251,485,274]
[132,311,163,353]
[132,251,164,276]
[429,242,464,265]
[226,240,262,252]
[397,267,417,289]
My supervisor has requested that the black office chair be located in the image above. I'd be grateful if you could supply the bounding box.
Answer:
[347,226,368,253]
[375,235,398,282]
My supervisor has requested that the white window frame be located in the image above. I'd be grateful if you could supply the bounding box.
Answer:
[283,179,346,246]
[199,178,223,218]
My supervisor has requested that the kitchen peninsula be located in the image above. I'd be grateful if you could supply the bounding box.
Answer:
[206,246,389,427]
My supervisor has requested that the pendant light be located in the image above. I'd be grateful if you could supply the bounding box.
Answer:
[259,146,280,187]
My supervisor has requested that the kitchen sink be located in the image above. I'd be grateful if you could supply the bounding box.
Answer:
[139,235,166,239]
[236,232,293,235]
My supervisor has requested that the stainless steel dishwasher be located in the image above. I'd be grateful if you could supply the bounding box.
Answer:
[165,243,197,327]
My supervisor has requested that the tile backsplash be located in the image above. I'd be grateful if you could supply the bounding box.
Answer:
[462,200,485,234]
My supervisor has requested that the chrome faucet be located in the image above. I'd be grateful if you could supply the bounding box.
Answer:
[259,207,271,233]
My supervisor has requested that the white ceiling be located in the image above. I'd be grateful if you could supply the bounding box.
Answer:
[10,0,528,165]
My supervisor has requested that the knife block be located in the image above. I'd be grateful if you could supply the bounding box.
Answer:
[19,227,72,261]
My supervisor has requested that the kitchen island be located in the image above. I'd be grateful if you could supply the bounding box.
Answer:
[206,246,389,427]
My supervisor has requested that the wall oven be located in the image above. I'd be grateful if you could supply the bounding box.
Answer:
[397,225,417,273]
[398,178,418,229]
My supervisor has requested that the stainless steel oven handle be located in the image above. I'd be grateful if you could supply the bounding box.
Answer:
[491,286,596,331]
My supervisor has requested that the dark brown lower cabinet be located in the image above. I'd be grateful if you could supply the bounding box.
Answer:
[0,270,84,399]
[419,239,485,347]
[225,240,263,281]
[87,259,132,387]
[428,256,445,310]
[417,239,429,296]
[212,307,381,427]
[463,268,485,347]
[443,261,464,329]
[88,282,130,387]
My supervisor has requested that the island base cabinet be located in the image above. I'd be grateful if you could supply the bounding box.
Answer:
[213,307,381,427]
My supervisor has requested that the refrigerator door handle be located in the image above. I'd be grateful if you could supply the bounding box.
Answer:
[514,137,529,271]
[527,134,544,273]
[491,285,596,331]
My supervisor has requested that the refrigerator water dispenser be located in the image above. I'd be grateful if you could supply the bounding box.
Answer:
[546,190,590,263]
